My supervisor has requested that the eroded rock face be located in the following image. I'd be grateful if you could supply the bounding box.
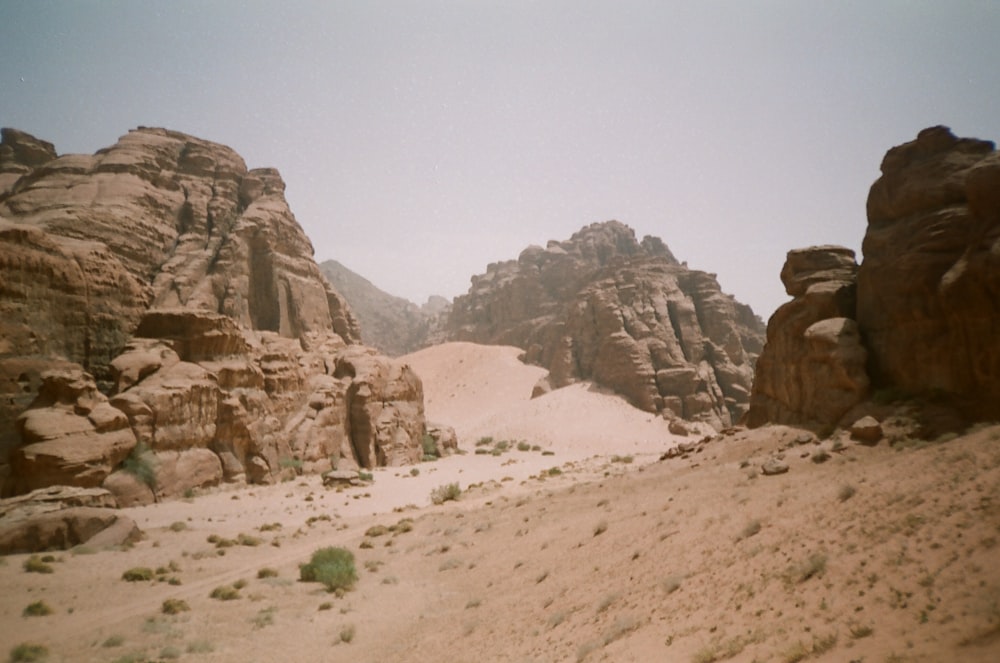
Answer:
[859,126,1000,420]
[0,128,425,498]
[747,246,868,428]
[749,126,1000,429]
[445,221,765,427]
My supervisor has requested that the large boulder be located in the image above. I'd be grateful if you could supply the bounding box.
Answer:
[444,221,765,428]
[858,126,1000,420]
[747,246,868,428]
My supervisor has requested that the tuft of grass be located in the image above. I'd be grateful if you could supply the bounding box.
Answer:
[365,524,390,538]
[238,533,262,547]
[160,645,182,660]
[430,482,461,505]
[250,606,277,629]
[122,442,157,488]
[101,635,124,648]
[161,599,189,615]
[9,643,49,662]
[849,624,874,639]
[257,567,279,579]
[23,556,53,574]
[517,441,532,451]
[610,454,634,464]
[300,546,357,592]
[121,567,154,582]
[209,585,240,601]
[22,601,53,617]
[185,640,214,654]
[338,624,356,644]
[168,521,187,532]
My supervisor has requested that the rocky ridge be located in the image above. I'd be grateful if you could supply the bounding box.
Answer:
[444,221,766,428]
[319,259,447,356]
[0,127,431,502]
[749,126,1000,430]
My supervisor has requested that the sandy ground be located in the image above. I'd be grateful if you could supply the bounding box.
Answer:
[1,342,999,663]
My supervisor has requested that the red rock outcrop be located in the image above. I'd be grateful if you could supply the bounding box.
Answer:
[749,126,1000,429]
[0,128,425,498]
[445,221,765,428]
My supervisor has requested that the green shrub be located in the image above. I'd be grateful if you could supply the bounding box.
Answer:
[9,642,48,662]
[430,482,461,505]
[22,557,53,574]
[299,547,357,592]
[121,567,154,582]
[122,442,157,488]
[22,601,53,617]
[475,436,494,447]
[358,471,374,482]
[410,467,420,477]
[516,441,531,451]
[257,567,279,579]
[161,598,190,615]
[238,533,262,547]
[209,585,240,600]
[421,433,438,458]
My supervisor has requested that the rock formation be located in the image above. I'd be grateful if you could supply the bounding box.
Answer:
[319,259,445,356]
[444,221,766,428]
[0,127,426,499]
[749,126,1000,429]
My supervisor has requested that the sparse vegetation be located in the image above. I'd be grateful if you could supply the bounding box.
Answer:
[168,521,187,532]
[788,552,828,583]
[209,584,241,601]
[123,442,157,488]
[23,556,53,574]
[430,482,461,505]
[22,601,53,617]
[257,567,279,579]
[121,567,154,582]
[338,624,356,643]
[421,433,438,459]
[610,454,634,464]
[299,546,357,592]
[161,598,190,615]
[101,635,125,648]
[8,643,48,663]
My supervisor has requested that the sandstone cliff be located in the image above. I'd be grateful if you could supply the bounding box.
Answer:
[445,221,766,428]
[0,127,426,499]
[318,259,445,356]
[749,126,1000,429]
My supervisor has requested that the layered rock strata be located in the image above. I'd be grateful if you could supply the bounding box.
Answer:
[0,127,425,499]
[445,221,765,428]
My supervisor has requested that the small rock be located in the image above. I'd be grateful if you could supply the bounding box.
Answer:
[811,449,831,464]
[850,416,884,444]
[761,458,789,476]
[794,432,815,445]
[322,469,360,487]
[668,420,689,436]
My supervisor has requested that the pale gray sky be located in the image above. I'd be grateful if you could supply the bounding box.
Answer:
[2,1,998,319]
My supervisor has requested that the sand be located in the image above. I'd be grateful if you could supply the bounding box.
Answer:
[1,342,999,662]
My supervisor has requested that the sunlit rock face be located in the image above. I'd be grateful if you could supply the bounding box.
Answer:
[0,127,424,499]
[445,220,766,429]
[749,126,1000,429]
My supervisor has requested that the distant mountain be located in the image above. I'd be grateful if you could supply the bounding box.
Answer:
[318,260,446,356]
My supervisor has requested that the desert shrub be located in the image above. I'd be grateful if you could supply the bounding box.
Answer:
[22,557,53,574]
[232,578,248,590]
[391,518,414,534]
[365,524,390,538]
[161,598,189,615]
[358,471,374,482]
[168,521,186,532]
[517,441,531,451]
[410,467,420,476]
[548,467,562,476]
[475,436,494,447]
[185,641,214,654]
[299,546,357,592]
[257,567,279,579]
[237,533,262,547]
[121,567,154,582]
[278,456,303,471]
[9,643,48,662]
[430,482,461,505]
[122,442,157,488]
[22,601,53,617]
[259,522,282,532]
[611,454,634,464]
[209,585,240,601]
[338,624,356,643]
[421,433,438,458]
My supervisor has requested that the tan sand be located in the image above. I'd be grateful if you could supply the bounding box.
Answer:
[1,343,998,663]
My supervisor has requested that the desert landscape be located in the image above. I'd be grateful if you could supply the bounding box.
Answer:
[1,120,999,663]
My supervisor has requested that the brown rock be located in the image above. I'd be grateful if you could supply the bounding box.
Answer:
[761,457,789,476]
[102,470,156,508]
[850,416,884,444]
[445,221,764,428]
[858,126,1000,421]
[151,449,223,500]
[0,506,139,554]
[425,422,459,456]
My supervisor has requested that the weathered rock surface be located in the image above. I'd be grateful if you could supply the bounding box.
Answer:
[859,126,1000,421]
[0,486,139,554]
[749,126,1000,429]
[0,127,427,497]
[747,246,868,428]
[319,259,446,356]
[444,221,765,428]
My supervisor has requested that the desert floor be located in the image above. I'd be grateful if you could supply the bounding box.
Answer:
[1,343,999,663]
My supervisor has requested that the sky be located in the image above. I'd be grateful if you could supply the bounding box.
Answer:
[2,1,999,320]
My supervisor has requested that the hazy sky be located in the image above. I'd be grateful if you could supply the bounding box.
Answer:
[2,1,998,319]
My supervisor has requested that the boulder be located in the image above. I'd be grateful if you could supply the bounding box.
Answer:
[0,506,140,554]
[425,422,459,457]
[761,457,789,476]
[850,416,884,445]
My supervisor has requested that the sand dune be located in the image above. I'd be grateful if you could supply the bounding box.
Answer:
[2,342,999,663]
